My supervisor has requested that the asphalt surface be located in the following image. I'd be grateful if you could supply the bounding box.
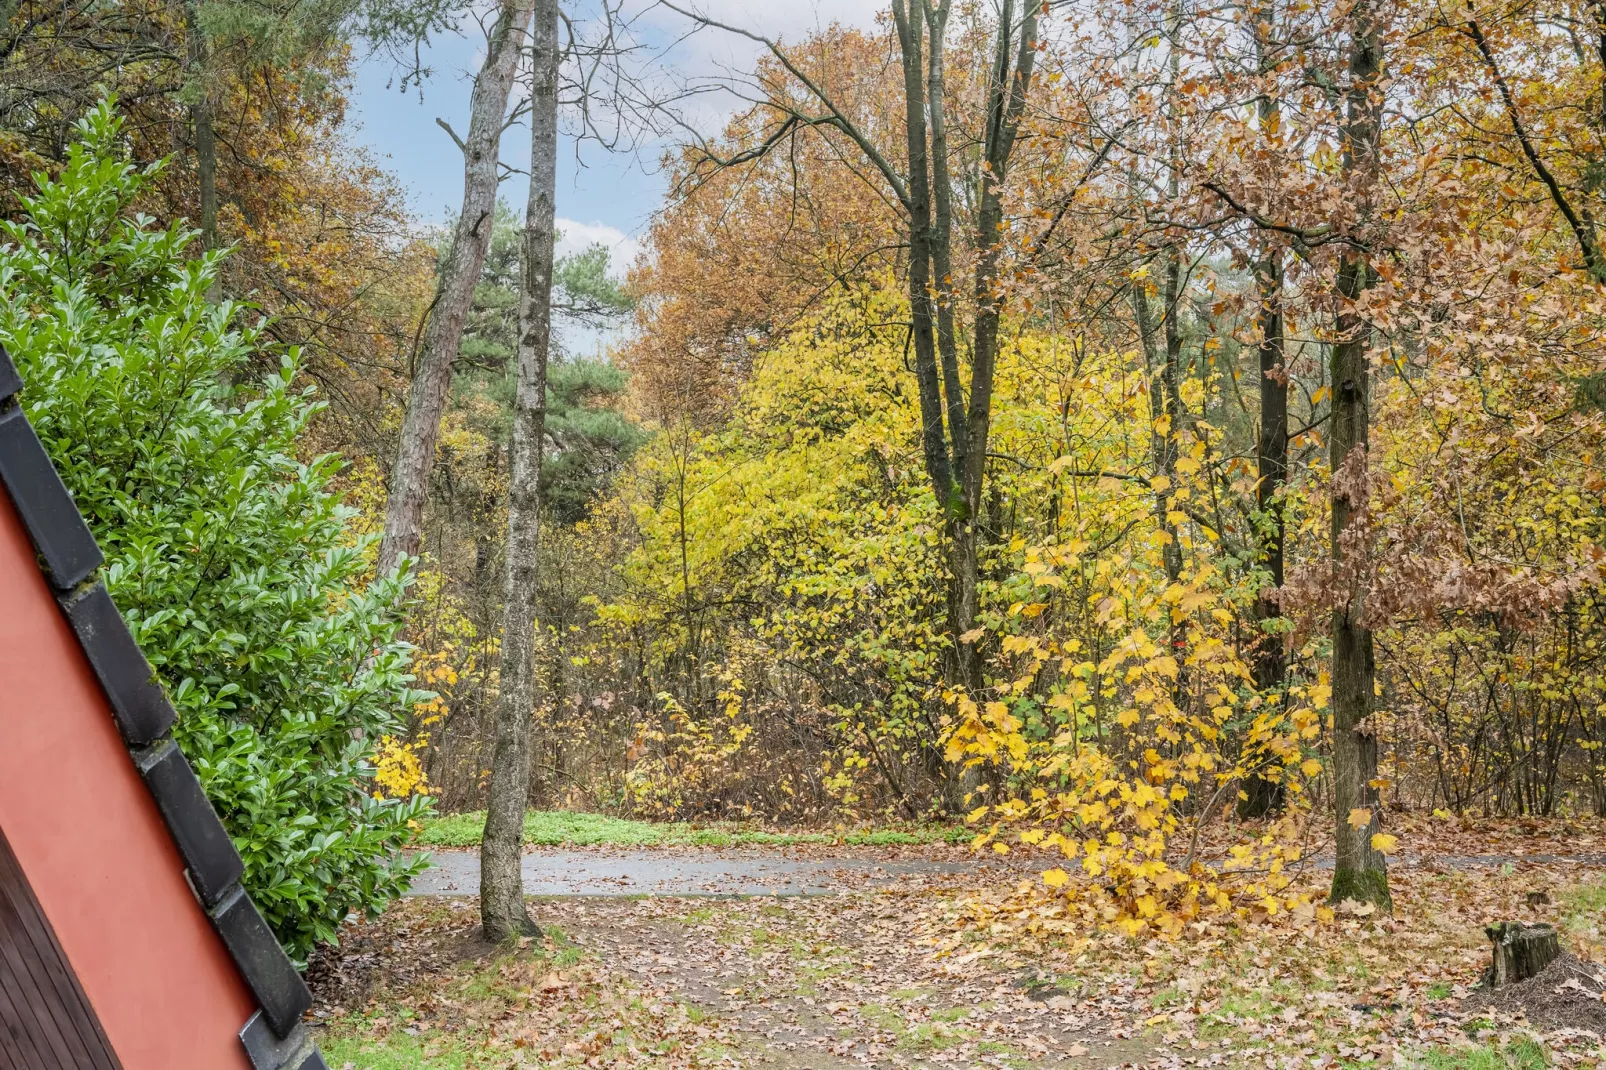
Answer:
[406,848,981,897]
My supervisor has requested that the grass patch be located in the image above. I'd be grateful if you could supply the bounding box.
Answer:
[1419,1037,1547,1069]
[414,809,968,849]
[320,1031,481,1070]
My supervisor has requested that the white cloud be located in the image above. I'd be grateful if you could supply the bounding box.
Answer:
[663,0,882,39]
[637,1,884,80]
[555,217,641,276]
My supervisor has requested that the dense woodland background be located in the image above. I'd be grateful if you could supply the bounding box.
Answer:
[3,0,1606,947]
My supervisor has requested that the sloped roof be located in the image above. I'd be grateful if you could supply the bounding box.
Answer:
[0,342,327,1070]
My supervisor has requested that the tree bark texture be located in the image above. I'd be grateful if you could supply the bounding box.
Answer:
[376,0,533,578]
[183,0,218,291]
[481,0,559,945]
[1328,0,1391,910]
[1485,922,1561,987]
[923,0,966,481]
[1241,252,1289,819]
[891,0,955,515]
[952,0,1037,691]
[1242,0,1288,819]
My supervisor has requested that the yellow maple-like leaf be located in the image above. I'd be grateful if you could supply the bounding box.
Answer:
[1042,868,1070,889]
[1346,807,1372,829]
[1370,833,1399,854]
[1300,758,1324,778]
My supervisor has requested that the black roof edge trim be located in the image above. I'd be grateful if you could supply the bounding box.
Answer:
[239,1011,321,1070]
[210,887,314,1038]
[0,404,102,588]
[60,583,176,746]
[138,740,246,908]
[0,362,320,1063]
[0,343,20,403]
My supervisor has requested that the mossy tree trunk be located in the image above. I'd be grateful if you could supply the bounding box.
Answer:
[1327,0,1391,912]
[1242,0,1288,820]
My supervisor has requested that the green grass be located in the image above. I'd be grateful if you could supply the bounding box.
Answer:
[1418,1038,1547,1069]
[415,809,969,849]
[1560,877,1606,920]
[319,1031,480,1069]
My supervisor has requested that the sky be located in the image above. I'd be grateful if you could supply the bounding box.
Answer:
[344,1,882,274]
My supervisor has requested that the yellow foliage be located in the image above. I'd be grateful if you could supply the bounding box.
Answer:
[372,735,433,799]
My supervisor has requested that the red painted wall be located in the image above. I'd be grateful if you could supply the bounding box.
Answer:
[0,490,256,1070]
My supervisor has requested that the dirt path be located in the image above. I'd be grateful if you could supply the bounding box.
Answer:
[534,893,1160,1069]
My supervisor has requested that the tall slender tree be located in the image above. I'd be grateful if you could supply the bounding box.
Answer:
[1241,0,1290,819]
[662,0,1039,714]
[377,0,534,577]
[481,0,561,943]
[1328,0,1390,909]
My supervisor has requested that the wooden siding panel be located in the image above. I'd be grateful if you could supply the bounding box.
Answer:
[0,827,120,1070]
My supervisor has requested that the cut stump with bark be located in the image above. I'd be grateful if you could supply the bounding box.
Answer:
[1485,922,1560,988]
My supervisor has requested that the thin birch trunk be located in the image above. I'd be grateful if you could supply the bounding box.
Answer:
[481,0,560,943]
[377,0,533,578]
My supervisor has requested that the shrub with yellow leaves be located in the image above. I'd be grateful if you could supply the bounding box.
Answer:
[373,735,434,800]
[947,389,1326,936]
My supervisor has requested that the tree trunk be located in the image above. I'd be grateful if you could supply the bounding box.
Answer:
[924,0,966,481]
[890,0,955,517]
[481,0,559,945]
[182,0,219,303]
[1328,0,1390,910]
[954,0,1037,690]
[1132,275,1183,582]
[1242,253,1288,819]
[376,0,533,578]
[1242,0,1288,819]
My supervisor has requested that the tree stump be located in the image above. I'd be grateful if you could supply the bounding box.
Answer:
[1485,922,1560,987]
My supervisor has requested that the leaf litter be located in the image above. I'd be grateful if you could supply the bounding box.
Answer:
[313,831,1606,1068]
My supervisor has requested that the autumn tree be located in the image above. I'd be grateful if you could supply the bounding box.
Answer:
[661,1,1040,722]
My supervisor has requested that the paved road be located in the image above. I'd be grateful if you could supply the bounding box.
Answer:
[407,848,981,897]
[404,847,1606,898]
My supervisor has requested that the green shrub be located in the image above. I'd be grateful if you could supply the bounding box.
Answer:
[0,102,430,961]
